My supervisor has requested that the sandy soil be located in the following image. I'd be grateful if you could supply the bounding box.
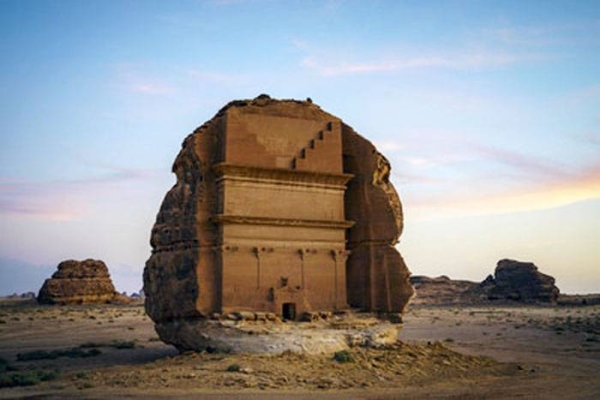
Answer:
[0,300,598,399]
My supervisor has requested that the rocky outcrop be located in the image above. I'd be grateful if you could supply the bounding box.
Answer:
[409,276,479,305]
[480,259,559,303]
[410,259,560,305]
[37,259,120,305]
[143,95,413,352]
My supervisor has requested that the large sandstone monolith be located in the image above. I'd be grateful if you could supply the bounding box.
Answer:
[37,259,120,305]
[480,259,560,303]
[143,95,413,352]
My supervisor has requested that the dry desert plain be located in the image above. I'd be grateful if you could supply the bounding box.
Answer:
[0,299,599,399]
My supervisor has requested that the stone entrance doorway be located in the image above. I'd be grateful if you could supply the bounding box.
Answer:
[282,302,296,321]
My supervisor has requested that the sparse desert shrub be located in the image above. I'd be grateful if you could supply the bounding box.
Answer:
[0,357,17,373]
[333,350,353,363]
[79,342,103,348]
[78,382,94,389]
[226,363,241,372]
[0,370,58,388]
[75,371,88,379]
[444,338,454,343]
[78,340,139,350]
[112,340,137,349]
[17,347,102,361]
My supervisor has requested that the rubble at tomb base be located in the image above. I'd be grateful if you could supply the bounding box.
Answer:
[156,313,401,354]
[143,95,414,352]
[37,259,123,305]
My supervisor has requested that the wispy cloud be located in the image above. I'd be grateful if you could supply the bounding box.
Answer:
[186,68,246,85]
[487,20,600,47]
[567,84,600,104]
[572,131,600,147]
[373,140,405,152]
[130,83,176,95]
[114,63,178,97]
[406,162,600,219]
[0,167,160,221]
[470,144,568,182]
[300,51,545,77]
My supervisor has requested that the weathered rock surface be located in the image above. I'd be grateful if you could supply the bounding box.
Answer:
[37,259,120,305]
[143,95,413,352]
[157,314,400,354]
[410,259,560,305]
[480,259,560,303]
[409,275,479,305]
[343,126,414,314]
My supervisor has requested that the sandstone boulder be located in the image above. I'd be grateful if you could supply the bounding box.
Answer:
[143,95,413,352]
[37,259,120,305]
[481,259,559,303]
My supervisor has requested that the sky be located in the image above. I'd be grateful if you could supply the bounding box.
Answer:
[1,0,599,295]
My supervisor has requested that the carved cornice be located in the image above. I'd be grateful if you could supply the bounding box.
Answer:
[213,163,353,189]
[212,214,354,229]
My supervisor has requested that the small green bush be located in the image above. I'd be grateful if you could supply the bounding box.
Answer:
[226,363,241,372]
[333,350,353,363]
[112,340,137,349]
[0,370,58,388]
[79,342,103,348]
[16,347,102,361]
[0,357,17,373]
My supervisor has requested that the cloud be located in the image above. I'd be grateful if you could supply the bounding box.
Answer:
[406,163,600,219]
[573,131,600,147]
[470,144,568,182]
[568,84,600,103]
[113,63,178,97]
[0,167,160,221]
[130,83,176,95]
[487,20,600,47]
[300,51,545,77]
[373,140,404,152]
[186,68,246,85]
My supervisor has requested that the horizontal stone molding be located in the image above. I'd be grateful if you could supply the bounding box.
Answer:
[213,163,353,189]
[212,214,355,229]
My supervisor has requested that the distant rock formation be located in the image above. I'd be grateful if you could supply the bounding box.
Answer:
[5,292,36,300]
[143,95,413,352]
[37,259,121,305]
[411,259,560,305]
[409,276,479,305]
[480,259,560,303]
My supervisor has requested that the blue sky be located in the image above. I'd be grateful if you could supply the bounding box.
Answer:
[1,0,599,295]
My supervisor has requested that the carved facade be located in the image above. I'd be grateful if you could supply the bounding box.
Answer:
[144,95,413,328]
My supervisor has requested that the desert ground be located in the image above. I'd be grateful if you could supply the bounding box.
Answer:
[0,300,599,399]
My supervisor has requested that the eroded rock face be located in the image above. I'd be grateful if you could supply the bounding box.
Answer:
[37,259,119,305]
[409,276,479,305]
[342,126,413,314]
[143,95,413,352]
[481,259,559,303]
